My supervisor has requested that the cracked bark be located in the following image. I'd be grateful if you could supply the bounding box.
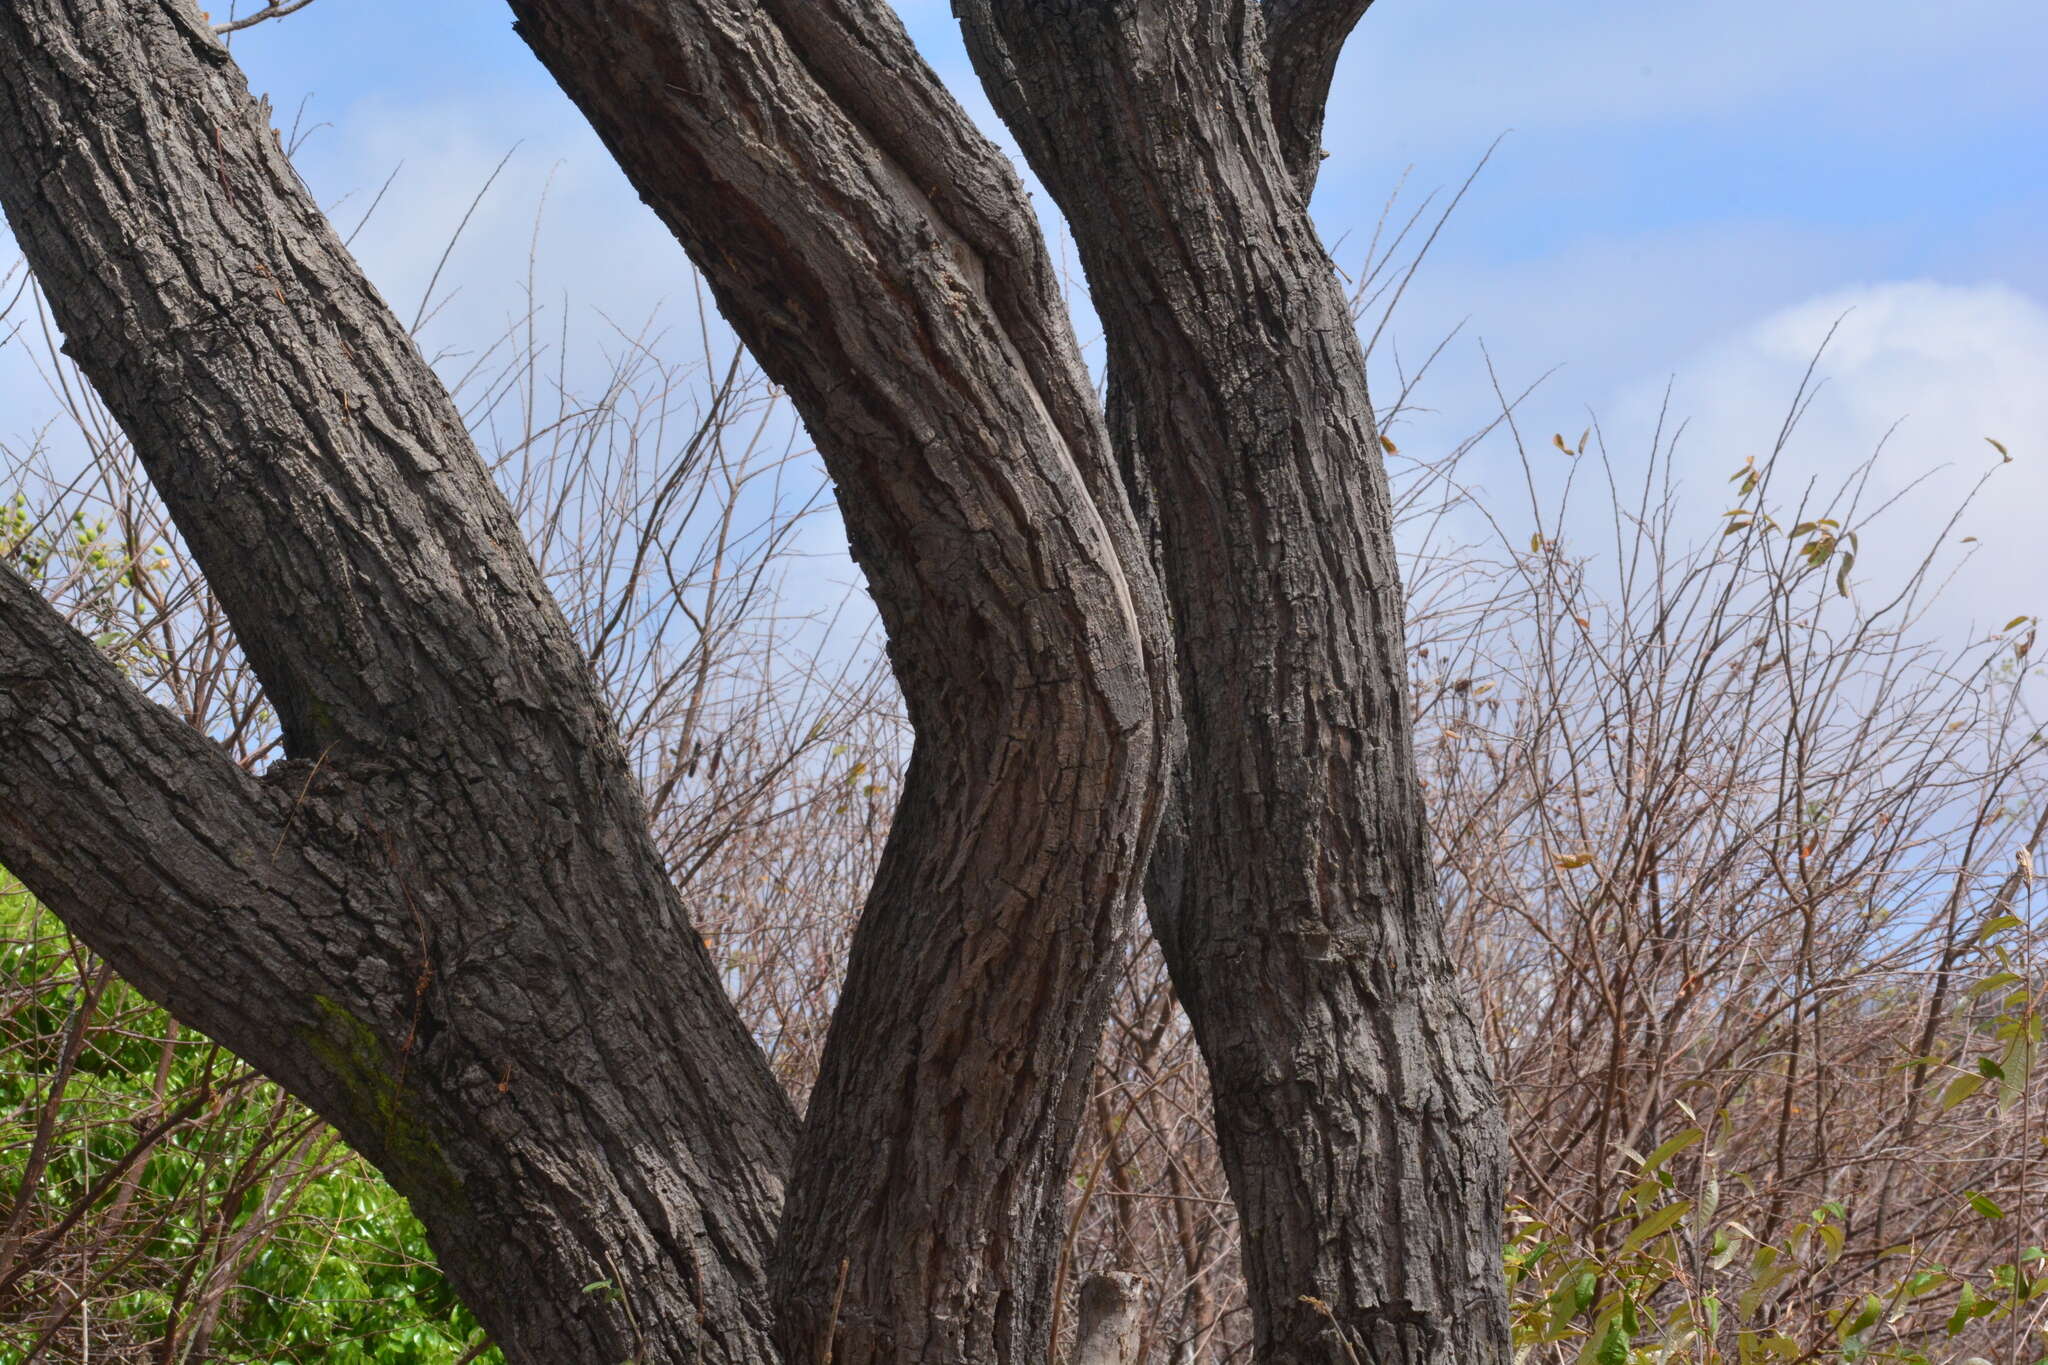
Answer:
[0,0,1509,1361]
[1,1,1165,1361]
[952,4,1510,1361]
[0,3,798,1359]
[497,2,1173,1360]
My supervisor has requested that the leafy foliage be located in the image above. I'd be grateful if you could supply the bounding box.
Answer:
[0,886,497,1363]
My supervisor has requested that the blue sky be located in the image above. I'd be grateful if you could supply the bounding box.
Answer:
[6,0,2045,637]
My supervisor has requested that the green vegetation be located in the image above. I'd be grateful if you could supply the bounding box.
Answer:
[11,868,2041,1361]
[0,887,496,1364]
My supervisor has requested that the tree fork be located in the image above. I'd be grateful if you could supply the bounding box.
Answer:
[0,0,1179,1358]
[0,0,1512,1360]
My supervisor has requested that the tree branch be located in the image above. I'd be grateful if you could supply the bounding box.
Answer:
[0,0,598,767]
[0,561,379,1105]
[503,3,1174,1359]
[210,0,319,36]
[1265,0,1378,193]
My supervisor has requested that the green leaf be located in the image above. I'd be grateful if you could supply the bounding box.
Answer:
[1901,1270,1949,1299]
[1573,1270,1599,1311]
[1840,1292,1883,1339]
[1966,1190,2007,1220]
[1815,1220,1845,1265]
[1594,1317,1630,1365]
[2000,1033,2035,1111]
[1979,913,2025,943]
[1966,972,2026,998]
[1639,1127,1703,1176]
[1947,1280,1997,1334]
[1620,1200,1691,1254]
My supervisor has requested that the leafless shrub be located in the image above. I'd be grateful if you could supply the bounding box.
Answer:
[1046,350,2044,1360]
[0,225,892,1356]
[5,171,2041,1361]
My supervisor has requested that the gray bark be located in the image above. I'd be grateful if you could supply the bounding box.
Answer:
[496,2,1173,1360]
[0,1,1165,1362]
[0,0,1510,1362]
[1072,1273,1145,1365]
[951,5,1511,1362]
[0,4,796,1359]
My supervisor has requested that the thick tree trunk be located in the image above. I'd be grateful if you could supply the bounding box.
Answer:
[498,3,1172,1360]
[1,1,1511,1362]
[0,4,796,1360]
[0,2,1166,1362]
[954,5,1511,1362]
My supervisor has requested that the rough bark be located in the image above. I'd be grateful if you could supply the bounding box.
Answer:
[0,4,803,1360]
[0,0,1513,1362]
[497,2,1172,1360]
[953,5,1511,1362]
[1072,1273,1145,1365]
[0,0,1174,1360]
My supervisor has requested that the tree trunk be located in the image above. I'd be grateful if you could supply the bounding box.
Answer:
[0,4,797,1359]
[0,1,1512,1362]
[952,5,1511,1361]
[498,3,1173,1359]
[0,2,1166,1362]
[1072,1273,1144,1365]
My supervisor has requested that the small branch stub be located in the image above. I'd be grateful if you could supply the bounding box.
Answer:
[1072,1273,1144,1365]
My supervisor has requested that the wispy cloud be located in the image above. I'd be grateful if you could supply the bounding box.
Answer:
[1611,280,2048,631]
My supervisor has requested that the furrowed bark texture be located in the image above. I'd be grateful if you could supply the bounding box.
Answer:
[499,3,1171,1359]
[0,4,797,1360]
[955,5,1511,1362]
[1,0,1173,1361]
[2,0,1516,1360]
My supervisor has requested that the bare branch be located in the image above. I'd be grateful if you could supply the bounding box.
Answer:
[210,0,319,36]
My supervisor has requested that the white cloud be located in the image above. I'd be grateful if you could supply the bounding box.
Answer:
[1610,280,2048,634]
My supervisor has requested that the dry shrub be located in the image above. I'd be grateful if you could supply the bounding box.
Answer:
[1049,376,2045,1361]
[0,254,890,1360]
[4,212,2043,1362]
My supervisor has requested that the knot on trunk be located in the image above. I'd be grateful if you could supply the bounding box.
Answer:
[1072,1272,1144,1365]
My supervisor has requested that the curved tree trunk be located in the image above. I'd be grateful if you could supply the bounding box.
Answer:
[498,3,1174,1360]
[0,2,1167,1362]
[953,5,1511,1362]
[0,1,1512,1362]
